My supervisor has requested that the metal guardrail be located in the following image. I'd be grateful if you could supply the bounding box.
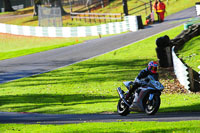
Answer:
[129,2,151,15]
[172,46,190,90]
[171,24,200,92]
[0,16,138,37]
[70,12,123,23]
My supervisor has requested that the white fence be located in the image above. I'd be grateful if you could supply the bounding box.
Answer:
[172,46,190,90]
[199,65,200,78]
[196,2,200,16]
[0,16,138,37]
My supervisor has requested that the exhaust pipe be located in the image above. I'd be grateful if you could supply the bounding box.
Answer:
[117,87,130,107]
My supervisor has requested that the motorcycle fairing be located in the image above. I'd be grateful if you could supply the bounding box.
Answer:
[123,81,134,90]
[132,87,160,111]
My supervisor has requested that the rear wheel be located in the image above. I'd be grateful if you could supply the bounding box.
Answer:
[144,94,160,115]
[117,99,130,116]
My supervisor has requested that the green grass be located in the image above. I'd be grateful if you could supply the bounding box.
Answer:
[1,25,198,114]
[1,121,200,132]
[178,35,200,71]
[0,34,100,60]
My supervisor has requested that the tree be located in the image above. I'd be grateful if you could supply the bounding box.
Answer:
[33,0,41,16]
[3,0,14,12]
[33,0,67,16]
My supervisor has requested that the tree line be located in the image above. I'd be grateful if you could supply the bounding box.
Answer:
[3,0,66,15]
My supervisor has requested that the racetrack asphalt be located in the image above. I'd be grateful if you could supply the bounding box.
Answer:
[0,6,197,84]
[0,7,199,124]
[1,112,200,124]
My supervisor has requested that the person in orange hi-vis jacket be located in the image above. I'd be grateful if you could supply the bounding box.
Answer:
[157,0,166,22]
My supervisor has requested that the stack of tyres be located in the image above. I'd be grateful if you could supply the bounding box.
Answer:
[155,35,173,67]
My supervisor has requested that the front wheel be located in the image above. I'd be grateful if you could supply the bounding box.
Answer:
[144,94,160,115]
[117,99,130,116]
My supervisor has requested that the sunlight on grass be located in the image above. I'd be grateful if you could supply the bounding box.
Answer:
[0,25,191,114]
[0,33,99,60]
[1,121,200,132]
[178,35,200,71]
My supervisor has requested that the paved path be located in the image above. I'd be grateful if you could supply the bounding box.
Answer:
[1,112,200,124]
[0,7,197,84]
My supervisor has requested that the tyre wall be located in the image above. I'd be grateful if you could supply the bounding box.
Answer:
[155,35,173,67]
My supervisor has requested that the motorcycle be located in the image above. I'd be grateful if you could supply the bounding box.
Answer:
[117,75,164,116]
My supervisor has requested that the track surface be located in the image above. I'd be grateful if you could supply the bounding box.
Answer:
[0,7,196,84]
[0,7,199,124]
[1,112,200,124]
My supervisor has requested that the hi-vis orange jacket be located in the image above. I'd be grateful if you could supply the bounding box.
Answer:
[157,2,165,13]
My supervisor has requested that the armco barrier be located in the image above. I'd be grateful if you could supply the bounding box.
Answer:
[184,17,200,30]
[0,16,138,37]
[172,46,190,90]
[171,23,200,92]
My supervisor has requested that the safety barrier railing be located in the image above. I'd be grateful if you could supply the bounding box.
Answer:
[170,24,200,92]
[0,16,138,37]
[70,12,123,23]
[172,46,190,90]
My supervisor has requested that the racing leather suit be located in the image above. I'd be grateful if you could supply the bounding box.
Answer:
[126,68,159,99]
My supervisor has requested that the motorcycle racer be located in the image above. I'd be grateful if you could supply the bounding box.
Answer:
[125,61,159,106]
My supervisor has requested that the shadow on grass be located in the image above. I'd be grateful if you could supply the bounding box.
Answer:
[2,58,152,87]
[0,93,117,113]
[159,103,200,112]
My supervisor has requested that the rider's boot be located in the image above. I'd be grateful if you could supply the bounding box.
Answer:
[129,91,139,109]
[125,91,130,100]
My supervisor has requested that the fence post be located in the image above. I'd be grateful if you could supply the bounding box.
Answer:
[101,0,104,8]
[122,0,128,16]
[145,3,147,15]
[149,0,152,12]
[188,67,195,91]
[198,66,200,79]
[188,66,200,92]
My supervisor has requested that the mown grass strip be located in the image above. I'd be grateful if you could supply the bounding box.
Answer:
[1,120,200,132]
[0,33,99,60]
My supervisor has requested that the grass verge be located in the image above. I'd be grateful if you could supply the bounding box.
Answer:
[178,35,200,71]
[0,33,100,60]
[1,121,200,132]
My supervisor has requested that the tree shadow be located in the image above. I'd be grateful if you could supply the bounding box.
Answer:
[0,93,117,113]
[2,58,153,88]
[159,103,200,113]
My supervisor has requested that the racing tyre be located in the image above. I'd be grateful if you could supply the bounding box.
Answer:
[117,99,130,116]
[144,94,160,115]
